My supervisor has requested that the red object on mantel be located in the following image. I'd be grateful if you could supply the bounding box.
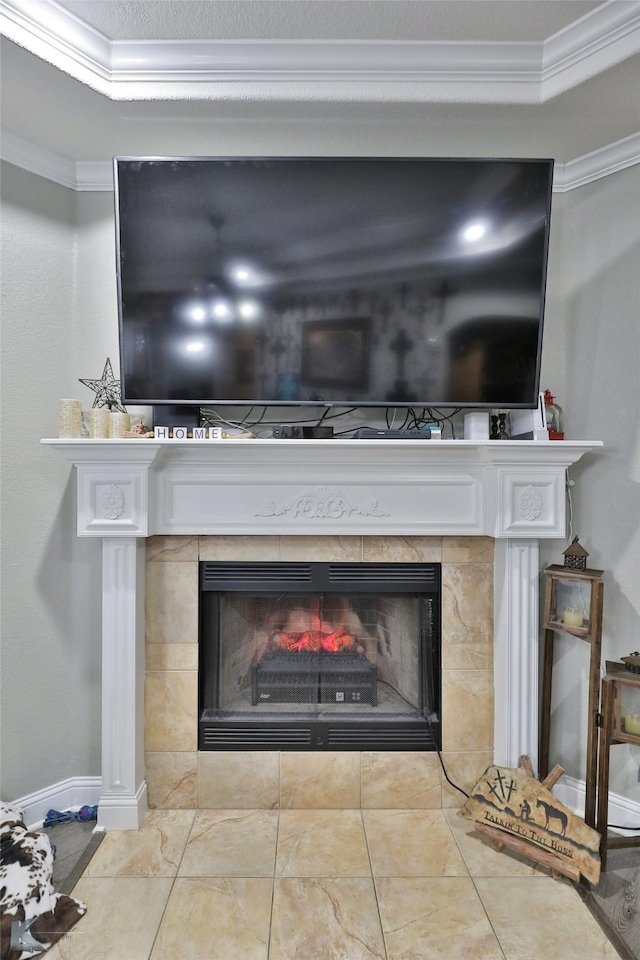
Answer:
[544,389,565,440]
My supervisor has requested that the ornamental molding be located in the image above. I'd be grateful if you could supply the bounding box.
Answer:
[256,486,390,521]
[102,483,125,520]
[552,132,640,193]
[519,486,544,522]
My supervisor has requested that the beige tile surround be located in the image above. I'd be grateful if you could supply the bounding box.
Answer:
[145,536,494,811]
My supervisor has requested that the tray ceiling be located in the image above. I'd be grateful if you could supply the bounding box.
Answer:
[0,0,638,172]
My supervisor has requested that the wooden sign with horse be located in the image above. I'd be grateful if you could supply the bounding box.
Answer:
[458,755,601,884]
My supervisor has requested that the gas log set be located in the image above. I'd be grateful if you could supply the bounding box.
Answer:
[251,598,378,706]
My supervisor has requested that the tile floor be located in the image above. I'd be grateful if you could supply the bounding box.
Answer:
[47,808,620,960]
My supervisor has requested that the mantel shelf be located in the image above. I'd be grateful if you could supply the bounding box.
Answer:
[42,437,602,460]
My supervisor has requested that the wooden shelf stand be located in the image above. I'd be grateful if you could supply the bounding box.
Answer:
[539,564,604,828]
[597,663,640,869]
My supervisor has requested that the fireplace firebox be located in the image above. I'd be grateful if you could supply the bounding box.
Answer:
[199,561,441,751]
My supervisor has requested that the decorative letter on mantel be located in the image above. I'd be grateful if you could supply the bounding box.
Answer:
[256,486,390,520]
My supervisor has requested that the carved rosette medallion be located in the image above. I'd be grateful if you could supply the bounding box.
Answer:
[102,483,125,520]
[256,486,389,520]
[519,485,544,521]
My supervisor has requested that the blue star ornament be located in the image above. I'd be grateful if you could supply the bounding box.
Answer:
[79,358,127,412]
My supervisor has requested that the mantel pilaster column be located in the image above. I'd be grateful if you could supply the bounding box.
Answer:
[98,537,147,829]
[493,538,540,770]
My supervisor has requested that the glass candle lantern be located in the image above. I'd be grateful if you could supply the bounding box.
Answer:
[550,577,591,631]
[541,563,605,831]
[616,681,640,740]
[543,565,604,638]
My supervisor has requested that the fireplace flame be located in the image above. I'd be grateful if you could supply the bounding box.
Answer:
[263,596,361,655]
[267,628,356,654]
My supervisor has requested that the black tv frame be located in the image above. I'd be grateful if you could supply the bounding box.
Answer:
[113,155,554,411]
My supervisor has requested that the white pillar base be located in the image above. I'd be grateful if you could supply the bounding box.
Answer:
[98,781,148,831]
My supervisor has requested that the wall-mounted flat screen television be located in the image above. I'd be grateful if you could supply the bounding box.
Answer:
[114,157,554,408]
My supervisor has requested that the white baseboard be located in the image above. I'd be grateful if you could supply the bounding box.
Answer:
[13,776,102,831]
[554,774,640,836]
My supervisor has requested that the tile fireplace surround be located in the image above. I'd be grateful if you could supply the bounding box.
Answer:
[43,437,601,830]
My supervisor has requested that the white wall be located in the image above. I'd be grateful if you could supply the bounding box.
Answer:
[543,165,640,801]
[0,162,102,799]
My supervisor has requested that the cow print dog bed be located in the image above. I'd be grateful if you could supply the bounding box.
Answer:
[1,802,86,958]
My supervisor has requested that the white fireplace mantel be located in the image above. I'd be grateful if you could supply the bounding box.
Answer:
[43,437,602,829]
[42,437,601,539]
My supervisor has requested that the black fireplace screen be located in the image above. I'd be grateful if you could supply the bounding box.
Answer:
[199,562,441,750]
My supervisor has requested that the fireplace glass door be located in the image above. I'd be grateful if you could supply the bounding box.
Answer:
[199,562,441,751]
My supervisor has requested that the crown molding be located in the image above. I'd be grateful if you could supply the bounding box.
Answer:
[0,131,115,190]
[0,127,77,188]
[0,0,111,91]
[543,0,640,97]
[2,0,639,104]
[2,127,638,194]
[553,131,640,192]
[76,159,114,192]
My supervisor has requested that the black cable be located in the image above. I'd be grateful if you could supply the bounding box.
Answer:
[376,678,419,712]
[201,406,359,431]
[238,406,255,425]
[607,823,640,832]
[438,751,470,799]
[245,406,268,426]
[201,403,462,438]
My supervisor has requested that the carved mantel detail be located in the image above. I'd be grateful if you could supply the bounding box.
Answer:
[519,485,544,521]
[102,483,125,519]
[256,486,390,520]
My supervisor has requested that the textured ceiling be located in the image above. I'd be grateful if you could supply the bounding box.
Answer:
[55,1,601,43]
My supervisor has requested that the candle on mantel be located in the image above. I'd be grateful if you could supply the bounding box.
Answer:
[109,412,131,438]
[89,408,110,438]
[58,398,82,438]
[624,714,640,737]
[562,607,584,628]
